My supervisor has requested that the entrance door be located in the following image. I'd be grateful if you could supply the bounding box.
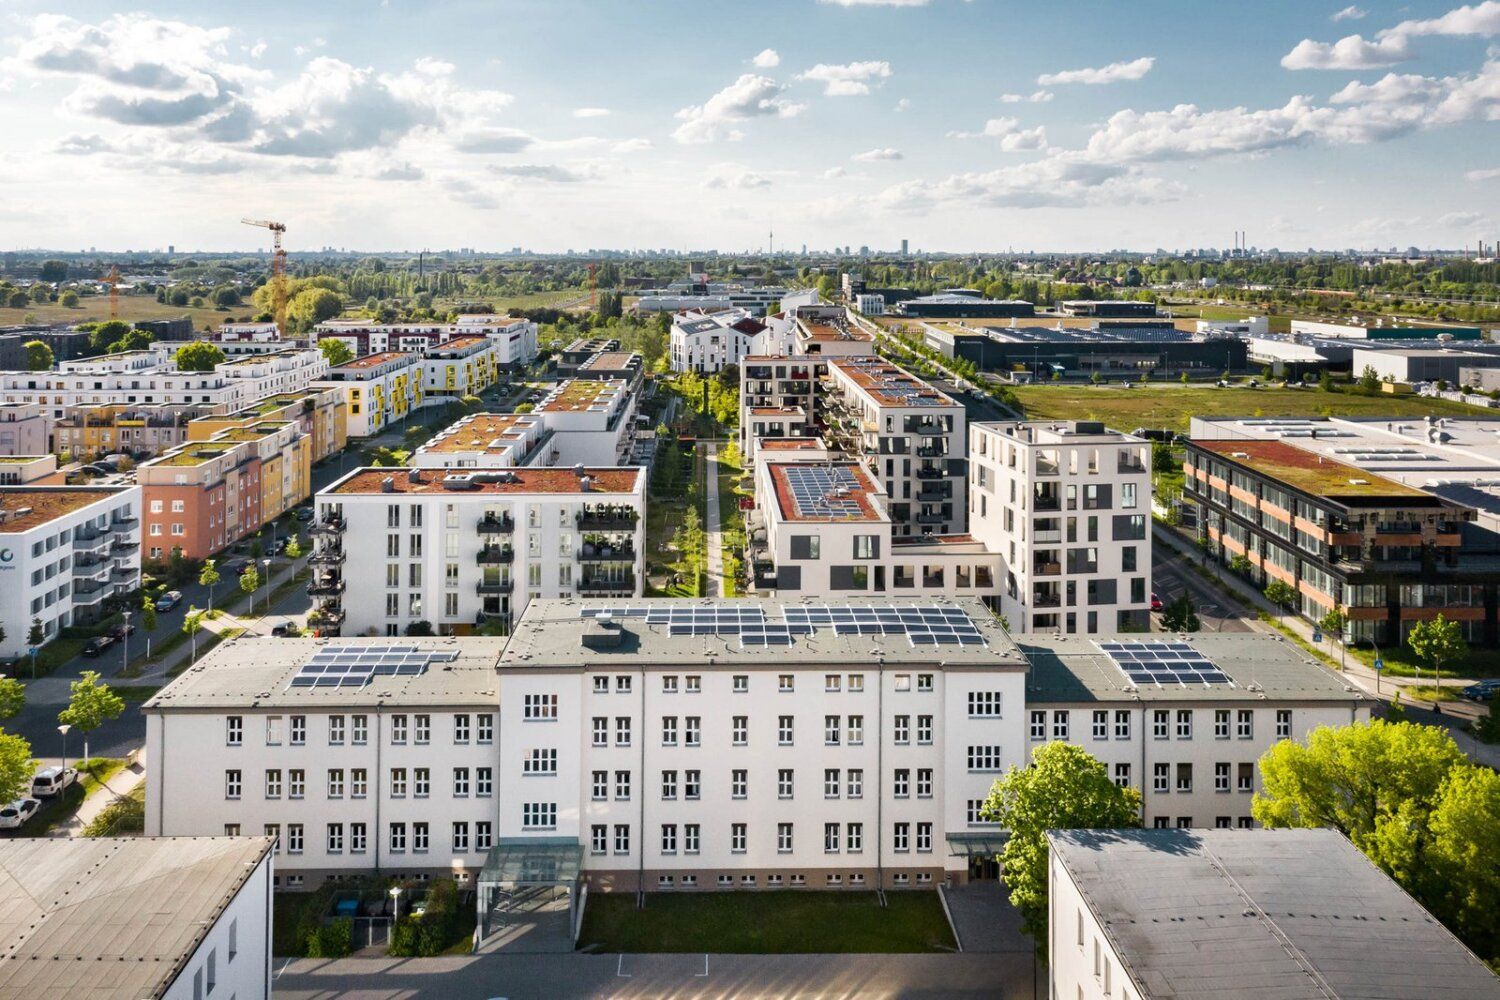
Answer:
[968,857,999,880]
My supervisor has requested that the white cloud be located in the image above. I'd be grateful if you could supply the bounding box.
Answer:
[947,117,1048,149]
[797,60,892,96]
[1466,166,1500,180]
[893,97,912,111]
[1332,5,1366,21]
[852,146,903,161]
[1438,210,1489,227]
[249,41,267,59]
[612,137,653,153]
[752,48,780,68]
[1037,56,1154,86]
[824,165,847,178]
[672,73,805,143]
[1378,1,1500,40]
[702,164,772,189]
[1281,33,1410,69]
[875,157,1178,212]
[53,133,117,155]
[451,127,536,154]
[1000,90,1054,104]
[573,106,610,118]
[373,163,423,181]
[491,163,590,182]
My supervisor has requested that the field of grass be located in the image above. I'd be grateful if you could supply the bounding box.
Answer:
[435,289,587,313]
[4,294,228,331]
[1011,384,1493,433]
[579,891,955,953]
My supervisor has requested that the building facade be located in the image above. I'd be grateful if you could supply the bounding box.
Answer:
[0,402,51,456]
[312,352,426,438]
[670,309,765,374]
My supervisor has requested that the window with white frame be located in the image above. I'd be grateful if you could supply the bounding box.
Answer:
[1030,711,1046,740]
[778,823,793,853]
[1153,709,1169,739]
[1153,762,1169,792]
[523,803,557,830]
[731,769,747,799]
[523,749,557,775]
[1214,709,1231,739]
[1237,709,1254,739]
[524,694,558,720]
[1176,709,1193,739]
[1052,710,1070,740]
[1114,710,1131,740]
[824,822,840,853]
[1092,710,1108,740]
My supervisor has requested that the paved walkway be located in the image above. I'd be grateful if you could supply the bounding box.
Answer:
[942,883,1033,955]
[50,750,145,838]
[704,443,724,598]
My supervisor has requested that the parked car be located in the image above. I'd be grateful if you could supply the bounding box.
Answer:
[154,590,183,612]
[81,634,117,656]
[271,622,299,638]
[31,766,77,799]
[269,538,288,555]
[0,798,40,830]
[1151,593,1165,612]
[1461,679,1500,702]
[222,558,251,576]
[295,507,314,522]
[111,622,136,639]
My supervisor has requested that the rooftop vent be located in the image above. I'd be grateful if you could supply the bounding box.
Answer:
[379,476,395,494]
[582,619,626,650]
[1349,478,1370,486]
[442,473,478,491]
[407,468,423,484]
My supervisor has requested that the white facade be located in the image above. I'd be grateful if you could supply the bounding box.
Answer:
[534,379,638,466]
[0,485,142,656]
[670,309,763,374]
[164,845,273,1000]
[312,465,645,636]
[855,294,887,316]
[967,421,1152,634]
[0,402,52,456]
[312,352,428,438]
[411,412,552,469]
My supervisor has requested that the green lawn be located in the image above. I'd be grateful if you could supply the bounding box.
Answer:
[1346,644,1500,681]
[6,295,230,332]
[578,891,955,953]
[1011,384,1493,433]
[13,758,126,838]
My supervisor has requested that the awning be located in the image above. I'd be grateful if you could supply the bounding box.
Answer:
[947,831,1010,857]
[478,837,582,886]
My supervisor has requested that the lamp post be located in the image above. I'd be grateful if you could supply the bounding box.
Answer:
[58,723,71,770]
[261,558,272,616]
[120,609,132,674]
[389,885,402,922]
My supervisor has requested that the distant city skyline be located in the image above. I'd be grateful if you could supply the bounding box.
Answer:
[0,0,1495,253]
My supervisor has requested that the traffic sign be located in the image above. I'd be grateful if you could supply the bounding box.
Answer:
[1311,628,1322,644]
[1374,658,1385,672]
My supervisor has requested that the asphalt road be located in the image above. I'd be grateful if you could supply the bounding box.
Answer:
[1150,544,1255,633]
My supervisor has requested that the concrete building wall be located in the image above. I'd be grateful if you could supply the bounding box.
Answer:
[162,848,273,1000]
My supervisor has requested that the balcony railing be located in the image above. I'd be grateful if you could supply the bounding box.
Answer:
[309,546,346,566]
[916,486,951,503]
[110,516,139,532]
[477,515,515,535]
[110,565,136,580]
[1032,593,1062,608]
[579,543,635,563]
[110,539,137,555]
[477,545,515,565]
[578,574,636,593]
[915,466,944,480]
[915,445,946,458]
[476,580,513,595]
[916,512,947,525]
[73,530,110,551]
[1034,495,1061,512]
[1034,530,1062,544]
[1033,561,1061,577]
[307,576,346,596]
[577,508,639,531]
[310,515,345,535]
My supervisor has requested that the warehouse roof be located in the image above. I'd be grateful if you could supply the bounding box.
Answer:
[1050,828,1500,1000]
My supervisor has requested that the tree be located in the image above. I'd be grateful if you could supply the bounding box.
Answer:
[285,534,302,560]
[58,671,125,763]
[239,565,259,602]
[1150,440,1176,473]
[1423,764,1500,959]
[404,620,435,637]
[212,286,240,308]
[198,559,221,612]
[1359,364,1381,394]
[1159,594,1200,632]
[981,742,1141,947]
[0,730,35,807]
[1227,553,1252,578]
[1318,606,1348,662]
[23,340,53,371]
[175,341,226,372]
[286,287,343,330]
[1407,614,1467,694]
[1263,580,1297,621]
[59,290,79,308]
[0,678,24,720]
[88,320,131,354]
[318,338,355,367]
[140,593,158,659]
[38,260,68,282]
[30,284,50,304]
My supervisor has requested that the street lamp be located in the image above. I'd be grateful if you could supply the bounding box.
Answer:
[261,558,272,615]
[120,609,132,674]
[57,724,71,770]
[389,885,402,922]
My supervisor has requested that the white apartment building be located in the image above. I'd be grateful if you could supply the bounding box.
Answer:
[311,465,645,636]
[631,287,789,317]
[457,315,538,370]
[1048,828,1500,1000]
[145,638,508,886]
[670,309,766,374]
[411,412,552,469]
[0,454,63,485]
[421,335,498,399]
[316,317,538,370]
[0,836,274,1000]
[740,355,821,464]
[495,597,1028,892]
[0,402,51,455]
[312,352,427,438]
[791,305,877,358]
[533,379,638,466]
[747,457,999,601]
[968,421,1153,634]
[822,356,967,536]
[1020,632,1367,830]
[0,485,142,656]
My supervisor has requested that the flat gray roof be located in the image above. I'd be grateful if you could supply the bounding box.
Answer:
[1050,828,1500,999]
[503,597,1026,670]
[144,636,505,710]
[1021,633,1366,705]
[0,836,273,999]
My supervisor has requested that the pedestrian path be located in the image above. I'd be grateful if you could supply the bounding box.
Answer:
[704,443,724,597]
[51,751,146,838]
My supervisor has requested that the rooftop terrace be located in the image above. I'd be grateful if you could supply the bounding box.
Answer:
[1192,439,1431,501]
[330,466,643,496]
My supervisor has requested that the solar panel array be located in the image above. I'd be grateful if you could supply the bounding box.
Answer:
[1096,641,1230,687]
[780,465,866,519]
[577,601,988,648]
[288,644,459,688]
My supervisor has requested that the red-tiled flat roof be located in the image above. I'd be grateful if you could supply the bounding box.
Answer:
[0,488,126,533]
[1192,439,1427,499]
[758,438,824,451]
[332,467,642,496]
[335,351,414,370]
[750,407,805,416]
[768,462,882,523]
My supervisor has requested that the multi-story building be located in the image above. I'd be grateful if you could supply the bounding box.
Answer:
[144,637,509,886]
[315,317,538,371]
[311,352,425,438]
[0,401,52,455]
[456,315,538,371]
[310,465,645,636]
[0,485,141,655]
[631,285,789,317]
[790,305,877,358]
[54,403,216,460]
[186,388,347,465]
[0,454,65,485]
[577,351,645,395]
[968,421,1153,634]
[557,338,619,374]
[670,309,766,374]
[534,379,637,466]
[746,456,999,600]
[420,335,498,400]
[1022,632,1366,829]
[821,357,967,537]
[1049,828,1500,1000]
[740,355,821,463]
[410,413,552,469]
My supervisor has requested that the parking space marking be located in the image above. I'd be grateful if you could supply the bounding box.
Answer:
[616,954,630,978]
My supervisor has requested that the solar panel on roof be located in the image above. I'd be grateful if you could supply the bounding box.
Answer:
[1096,640,1230,686]
[781,465,866,519]
[287,644,460,690]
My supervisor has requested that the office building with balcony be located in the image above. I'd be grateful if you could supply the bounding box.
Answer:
[310,465,645,636]
[0,485,141,656]
[968,421,1153,634]
[821,357,967,537]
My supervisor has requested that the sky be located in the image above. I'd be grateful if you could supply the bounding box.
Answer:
[0,0,1496,254]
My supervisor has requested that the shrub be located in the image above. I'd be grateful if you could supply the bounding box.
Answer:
[388,878,463,957]
[305,918,354,958]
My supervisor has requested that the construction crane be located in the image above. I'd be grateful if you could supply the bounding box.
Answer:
[102,265,122,320]
[241,218,289,333]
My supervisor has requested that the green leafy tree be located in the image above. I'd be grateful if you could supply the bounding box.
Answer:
[1263,580,1297,621]
[140,593,158,658]
[23,340,53,371]
[0,730,35,806]
[1159,594,1200,632]
[1424,765,1500,958]
[58,671,125,763]
[1407,614,1467,693]
[285,535,302,560]
[88,320,131,353]
[1359,364,1381,394]
[30,284,50,304]
[318,338,355,367]
[0,678,24,720]
[1226,553,1252,578]
[981,742,1141,947]
[175,341,226,372]
[1318,606,1347,647]
[239,564,259,601]
[38,260,68,282]
[286,287,343,330]
[198,559,221,612]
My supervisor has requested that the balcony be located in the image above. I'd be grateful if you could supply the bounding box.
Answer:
[1032,592,1062,609]
[1034,493,1061,513]
[578,574,636,594]
[579,542,635,563]
[110,516,139,532]
[1034,529,1062,544]
[476,580,513,596]
[915,445,946,458]
[309,545,346,566]
[110,539,138,555]
[310,514,345,535]
[476,514,515,536]
[916,485,951,503]
[73,530,110,552]
[752,560,779,591]
[74,580,111,603]
[916,512,947,525]
[307,575,345,596]
[110,565,136,581]
[1035,460,1061,477]
[477,545,515,565]
[915,466,944,480]
[577,507,639,531]
[1033,560,1061,577]
[308,607,345,630]
[74,561,109,583]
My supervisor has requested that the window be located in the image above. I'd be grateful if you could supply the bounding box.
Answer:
[893,768,910,797]
[684,824,700,853]
[1153,709,1169,740]
[893,714,910,744]
[1114,763,1131,788]
[523,694,558,720]
[389,823,407,853]
[390,768,407,797]
[226,716,243,747]
[1030,711,1047,740]
[392,715,408,744]
[686,675,701,693]
[824,715,840,745]
[615,717,631,747]
[662,675,679,693]
[264,769,282,798]
[290,716,306,745]
[592,717,607,747]
[846,714,864,744]
[825,674,841,692]
[847,822,863,852]
[1215,762,1230,792]
[1176,817,1193,829]
[1238,816,1253,829]
[329,715,345,745]
[733,675,748,693]
[413,768,430,797]
[1276,709,1292,739]
[1237,709,1253,740]
[1175,709,1193,740]
[593,676,609,694]
[893,822,910,852]
[847,768,864,799]
[224,770,241,799]
[615,770,631,800]
[684,716,700,746]
[968,746,1003,771]
[453,767,470,797]
[1214,709,1231,739]
[288,768,305,798]
[327,769,344,798]
[452,822,469,853]
[1238,763,1254,793]
[732,716,748,746]
[454,714,471,743]
[662,770,678,799]
[662,716,678,746]
[824,822,840,853]
[684,769,701,799]
[476,822,494,851]
[916,822,933,853]
[1176,763,1193,793]
[917,673,933,692]
[1153,763,1169,793]
[592,771,607,800]
[1114,710,1131,740]
[661,824,678,854]
[824,768,840,798]
[614,825,630,855]
[287,824,304,854]
[1052,710,1070,740]
[894,673,911,692]
[477,767,493,797]
[523,803,557,830]
[523,749,557,775]
[966,800,990,825]
[779,674,794,692]
[413,822,430,852]
[777,715,793,745]
[414,714,430,744]
[731,769,747,799]
[351,715,368,745]
[478,713,494,743]
[778,769,794,799]
[327,823,344,854]
[590,825,607,854]
[1092,710,1109,740]
[772,822,793,853]
[968,691,1002,717]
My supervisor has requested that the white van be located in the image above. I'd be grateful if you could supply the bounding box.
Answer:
[31,766,77,799]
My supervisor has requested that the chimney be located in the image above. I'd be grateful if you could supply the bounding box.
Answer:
[380,476,395,493]
[574,464,585,478]
[580,475,593,492]
[407,468,422,484]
